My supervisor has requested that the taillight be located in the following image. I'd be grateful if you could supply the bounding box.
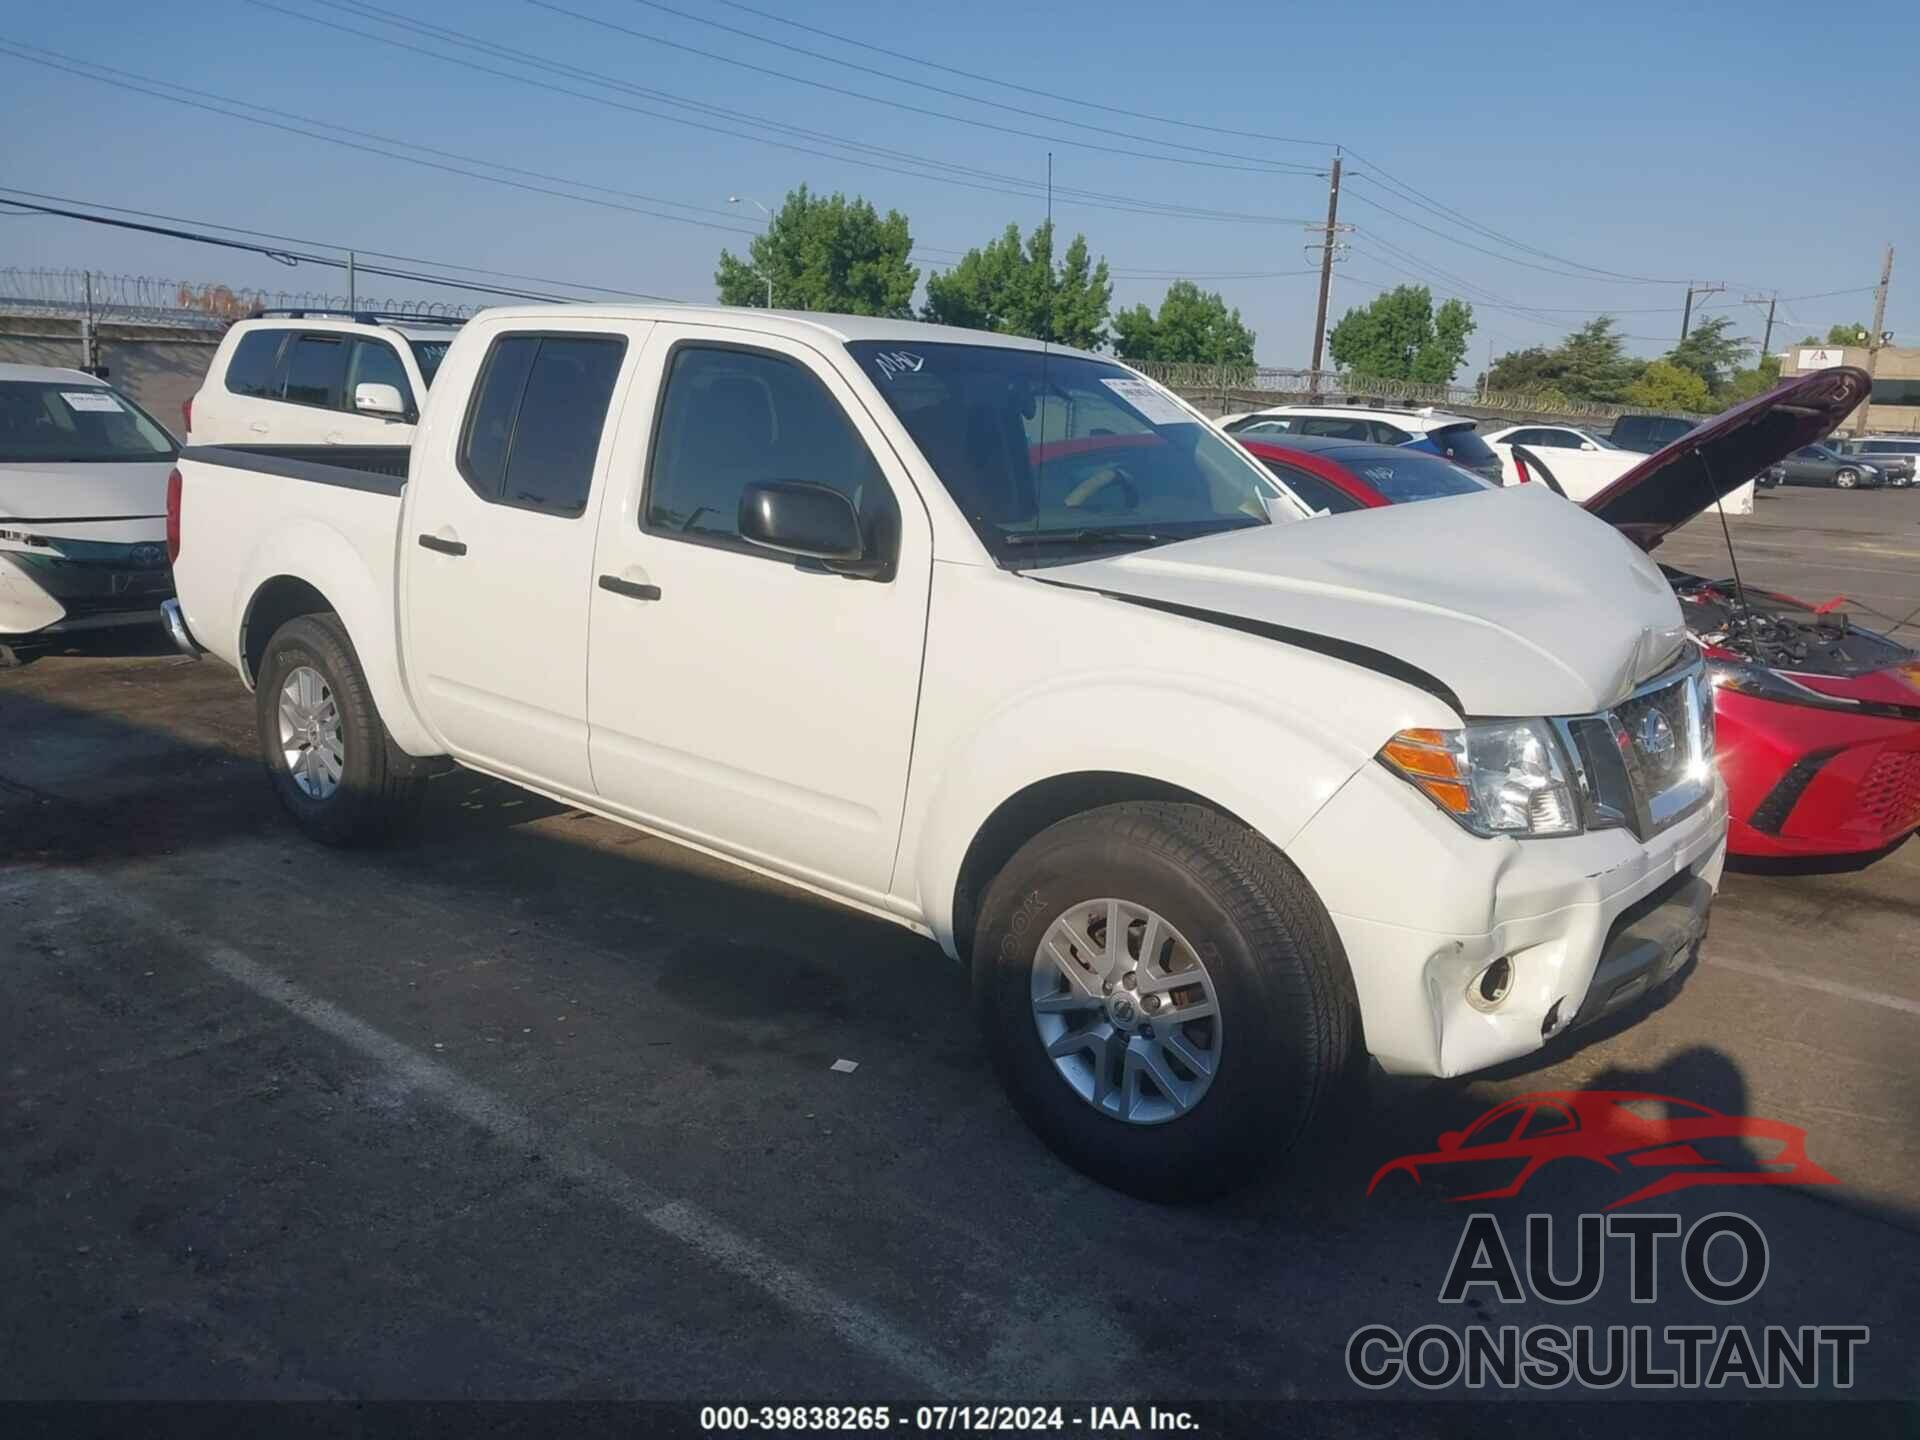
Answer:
[1512,454,1531,485]
[181,396,193,435]
[165,467,182,564]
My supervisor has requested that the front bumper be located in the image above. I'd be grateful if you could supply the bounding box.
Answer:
[1718,688,1920,857]
[0,546,174,639]
[1287,759,1727,1078]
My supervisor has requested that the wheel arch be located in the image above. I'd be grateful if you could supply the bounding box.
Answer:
[947,771,1250,964]
[234,528,440,758]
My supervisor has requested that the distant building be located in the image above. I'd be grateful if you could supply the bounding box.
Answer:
[1779,343,1920,434]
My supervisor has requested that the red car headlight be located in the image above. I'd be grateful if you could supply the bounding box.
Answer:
[1707,658,1862,714]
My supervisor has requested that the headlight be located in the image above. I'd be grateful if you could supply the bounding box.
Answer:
[1706,657,1857,713]
[1379,720,1581,837]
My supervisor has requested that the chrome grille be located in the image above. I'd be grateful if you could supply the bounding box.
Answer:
[1554,663,1712,839]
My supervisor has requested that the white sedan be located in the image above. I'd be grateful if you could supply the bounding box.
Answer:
[1483,421,1755,513]
[0,363,177,644]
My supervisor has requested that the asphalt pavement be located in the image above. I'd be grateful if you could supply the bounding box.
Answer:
[2,484,1916,1425]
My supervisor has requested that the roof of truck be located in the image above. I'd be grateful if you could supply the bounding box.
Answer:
[469,305,1100,359]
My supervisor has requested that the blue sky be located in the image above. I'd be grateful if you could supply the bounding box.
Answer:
[2,0,1914,369]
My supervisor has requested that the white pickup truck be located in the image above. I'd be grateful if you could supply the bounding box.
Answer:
[165,306,1727,1199]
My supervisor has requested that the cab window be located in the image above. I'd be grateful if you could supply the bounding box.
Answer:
[457,332,626,517]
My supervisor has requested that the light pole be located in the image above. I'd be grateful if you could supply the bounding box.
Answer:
[728,195,774,308]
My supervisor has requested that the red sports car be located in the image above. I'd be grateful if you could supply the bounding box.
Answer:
[1241,368,1920,862]
[1366,1089,1837,1210]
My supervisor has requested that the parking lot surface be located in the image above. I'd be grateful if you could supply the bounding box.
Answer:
[3,484,1917,1419]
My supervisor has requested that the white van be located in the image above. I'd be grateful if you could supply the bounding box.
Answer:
[185,314,459,448]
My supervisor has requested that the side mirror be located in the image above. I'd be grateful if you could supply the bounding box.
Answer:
[739,481,883,576]
[1437,1130,1464,1153]
[1580,440,1597,451]
[353,382,407,418]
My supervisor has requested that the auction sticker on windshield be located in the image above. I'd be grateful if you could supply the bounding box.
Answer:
[1099,377,1191,426]
[61,391,125,412]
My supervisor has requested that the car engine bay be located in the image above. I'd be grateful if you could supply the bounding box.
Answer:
[1667,568,1913,676]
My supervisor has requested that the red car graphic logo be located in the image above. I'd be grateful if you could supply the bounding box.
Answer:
[1368,1090,1838,1210]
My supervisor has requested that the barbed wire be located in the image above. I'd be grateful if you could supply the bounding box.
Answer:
[0,267,477,326]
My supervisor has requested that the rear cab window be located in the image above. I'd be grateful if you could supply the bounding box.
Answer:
[457,332,626,517]
[224,330,286,398]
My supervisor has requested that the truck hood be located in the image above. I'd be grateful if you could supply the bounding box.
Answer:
[1583,367,1871,548]
[1041,483,1686,718]
[0,459,172,544]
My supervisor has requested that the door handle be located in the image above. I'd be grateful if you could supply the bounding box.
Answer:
[598,574,662,601]
[418,533,467,556]
[248,421,270,434]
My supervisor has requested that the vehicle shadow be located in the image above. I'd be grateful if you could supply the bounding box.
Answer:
[0,623,176,668]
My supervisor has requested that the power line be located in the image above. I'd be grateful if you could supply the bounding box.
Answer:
[248,3,1315,227]
[0,196,687,304]
[527,0,1326,178]
[0,186,691,302]
[695,0,1338,149]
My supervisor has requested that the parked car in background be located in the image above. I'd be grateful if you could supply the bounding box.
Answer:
[167,305,1726,1199]
[185,312,459,447]
[1609,413,1698,453]
[1483,423,1623,453]
[0,363,177,647]
[1218,404,1503,483]
[1482,422,1643,501]
[1235,434,1494,513]
[1829,437,1917,486]
[1765,443,1886,489]
[1509,373,1920,860]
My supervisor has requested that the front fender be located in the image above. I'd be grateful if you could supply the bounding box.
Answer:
[234,521,438,757]
[909,673,1368,955]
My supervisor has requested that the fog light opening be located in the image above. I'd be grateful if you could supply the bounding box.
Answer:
[1541,998,1566,1038]
[1468,956,1513,1012]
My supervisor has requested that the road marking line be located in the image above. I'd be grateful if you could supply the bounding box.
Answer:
[1707,953,1920,1017]
[38,867,965,1392]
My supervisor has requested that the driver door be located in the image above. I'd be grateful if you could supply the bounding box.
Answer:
[585,326,933,901]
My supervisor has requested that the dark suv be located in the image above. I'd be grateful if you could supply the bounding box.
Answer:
[1609,413,1698,454]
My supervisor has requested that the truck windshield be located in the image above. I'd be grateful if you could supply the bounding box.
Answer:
[0,381,179,464]
[847,342,1280,563]
[408,340,451,386]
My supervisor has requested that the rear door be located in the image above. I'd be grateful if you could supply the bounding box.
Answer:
[584,324,932,899]
[402,319,639,794]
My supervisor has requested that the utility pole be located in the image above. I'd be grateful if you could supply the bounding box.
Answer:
[1308,152,1343,392]
[79,269,96,374]
[1857,243,1894,435]
[1680,281,1726,341]
[347,251,357,313]
[1743,291,1777,359]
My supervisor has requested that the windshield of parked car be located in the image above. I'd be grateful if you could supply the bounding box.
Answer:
[0,381,179,463]
[848,342,1282,563]
[1341,452,1493,504]
[408,340,451,386]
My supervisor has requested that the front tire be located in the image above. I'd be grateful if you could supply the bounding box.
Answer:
[255,612,422,846]
[972,802,1359,1202]
[1835,468,1859,489]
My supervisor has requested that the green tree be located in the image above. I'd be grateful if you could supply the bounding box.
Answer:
[1666,315,1749,396]
[1326,285,1475,382]
[1625,359,1712,412]
[1801,322,1871,346]
[1720,353,1783,406]
[714,185,917,317]
[1485,317,1641,403]
[921,221,1112,349]
[1110,280,1256,364]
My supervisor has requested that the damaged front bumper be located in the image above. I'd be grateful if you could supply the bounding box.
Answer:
[0,539,174,638]
[1287,757,1728,1078]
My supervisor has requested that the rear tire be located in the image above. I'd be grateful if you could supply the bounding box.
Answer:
[255,612,423,846]
[972,802,1360,1202]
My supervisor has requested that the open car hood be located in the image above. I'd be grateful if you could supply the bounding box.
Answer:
[1582,367,1871,548]
[1043,483,1686,717]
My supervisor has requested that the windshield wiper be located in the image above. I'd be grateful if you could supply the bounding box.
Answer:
[1001,527,1169,548]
